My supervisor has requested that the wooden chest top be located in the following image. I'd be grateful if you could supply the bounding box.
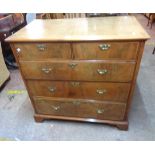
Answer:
[6,16,149,42]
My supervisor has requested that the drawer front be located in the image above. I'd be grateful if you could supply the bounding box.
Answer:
[13,43,71,60]
[20,60,135,82]
[27,80,130,102]
[34,97,126,121]
[73,42,139,60]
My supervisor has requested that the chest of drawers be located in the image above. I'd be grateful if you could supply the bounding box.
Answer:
[6,16,149,130]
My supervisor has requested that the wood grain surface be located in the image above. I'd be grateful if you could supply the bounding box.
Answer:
[6,16,150,42]
[27,80,130,102]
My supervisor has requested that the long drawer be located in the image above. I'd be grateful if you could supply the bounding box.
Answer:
[27,80,130,102]
[72,41,139,60]
[33,97,126,121]
[14,41,139,60]
[20,60,135,82]
[13,43,72,60]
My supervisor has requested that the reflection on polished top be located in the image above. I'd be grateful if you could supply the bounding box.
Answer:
[6,16,150,42]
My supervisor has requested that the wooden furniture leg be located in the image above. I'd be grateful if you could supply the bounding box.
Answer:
[34,115,44,122]
[116,122,128,130]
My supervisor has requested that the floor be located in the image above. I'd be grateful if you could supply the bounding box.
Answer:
[0,14,155,141]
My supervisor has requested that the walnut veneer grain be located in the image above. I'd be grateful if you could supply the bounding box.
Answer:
[7,16,150,130]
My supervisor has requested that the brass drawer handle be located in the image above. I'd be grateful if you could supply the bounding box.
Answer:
[97,109,104,114]
[70,82,80,87]
[99,44,111,51]
[52,105,60,111]
[96,89,107,95]
[48,86,56,92]
[37,44,46,51]
[68,63,78,69]
[41,67,52,74]
[97,69,108,75]
[72,101,81,105]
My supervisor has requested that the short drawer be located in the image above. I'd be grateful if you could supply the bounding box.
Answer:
[73,41,139,60]
[33,97,126,121]
[13,43,71,60]
[20,60,135,82]
[27,80,130,102]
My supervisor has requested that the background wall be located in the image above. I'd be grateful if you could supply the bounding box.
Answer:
[26,13,36,23]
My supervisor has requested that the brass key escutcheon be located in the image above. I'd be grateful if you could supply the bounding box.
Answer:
[70,82,80,87]
[72,101,81,105]
[37,44,46,51]
[68,63,78,69]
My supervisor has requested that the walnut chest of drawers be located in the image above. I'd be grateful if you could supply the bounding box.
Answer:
[6,16,149,130]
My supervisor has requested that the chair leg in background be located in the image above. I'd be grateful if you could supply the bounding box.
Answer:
[153,47,155,54]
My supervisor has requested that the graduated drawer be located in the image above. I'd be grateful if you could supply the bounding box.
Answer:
[13,43,71,60]
[20,60,135,82]
[33,97,126,121]
[27,80,130,102]
[72,41,139,60]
